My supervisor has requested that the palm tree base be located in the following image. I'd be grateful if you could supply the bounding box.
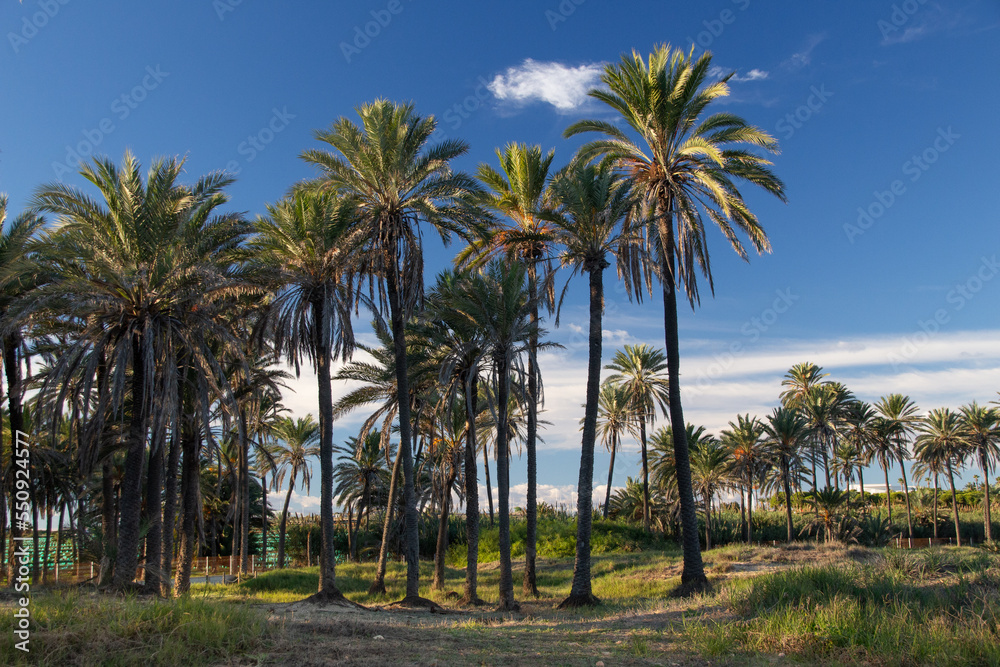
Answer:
[668,577,711,598]
[367,581,387,596]
[458,595,487,606]
[557,593,600,609]
[388,595,445,611]
[496,599,521,613]
[303,588,365,608]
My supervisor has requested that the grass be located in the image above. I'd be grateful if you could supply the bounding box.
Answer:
[0,590,269,666]
[3,541,998,665]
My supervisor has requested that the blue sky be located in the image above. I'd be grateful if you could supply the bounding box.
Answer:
[3,0,999,512]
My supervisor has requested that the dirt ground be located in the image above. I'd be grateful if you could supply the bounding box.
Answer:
[236,545,862,666]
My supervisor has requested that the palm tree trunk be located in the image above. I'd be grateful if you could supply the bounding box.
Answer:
[603,435,617,520]
[312,302,344,600]
[483,445,495,526]
[639,417,650,533]
[433,457,458,591]
[174,402,200,595]
[933,474,939,539]
[385,269,422,602]
[369,445,401,595]
[114,337,149,588]
[239,411,251,577]
[747,479,754,543]
[898,454,914,538]
[160,424,181,595]
[858,467,865,510]
[496,357,518,611]
[261,474,268,568]
[946,461,962,546]
[560,265,604,608]
[656,215,709,593]
[782,457,794,543]
[980,449,992,542]
[882,463,893,523]
[523,279,539,597]
[143,438,164,594]
[703,492,712,550]
[277,474,295,568]
[99,458,116,585]
[462,370,482,605]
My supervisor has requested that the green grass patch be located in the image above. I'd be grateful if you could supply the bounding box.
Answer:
[687,547,1000,665]
[0,591,269,666]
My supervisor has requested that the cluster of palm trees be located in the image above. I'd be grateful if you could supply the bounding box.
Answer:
[0,43,787,607]
[601,361,999,550]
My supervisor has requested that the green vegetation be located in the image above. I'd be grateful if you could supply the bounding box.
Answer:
[0,593,268,666]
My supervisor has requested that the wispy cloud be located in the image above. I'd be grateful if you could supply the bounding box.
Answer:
[488,59,604,112]
[782,33,826,71]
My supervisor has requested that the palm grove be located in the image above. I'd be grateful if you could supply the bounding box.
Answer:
[4,44,989,610]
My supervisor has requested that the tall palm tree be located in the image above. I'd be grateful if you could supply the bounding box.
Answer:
[303,100,484,604]
[271,416,320,568]
[689,434,730,550]
[800,382,852,492]
[567,44,786,593]
[842,400,879,508]
[448,260,540,612]
[763,407,809,542]
[32,152,251,589]
[595,381,635,519]
[875,394,919,538]
[959,402,999,542]
[460,142,557,597]
[721,414,768,543]
[422,269,486,603]
[548,160,642,609]
[604,344,669,532]
[914,409,970,545]
[779,362,828,408]
[251,189,360,601]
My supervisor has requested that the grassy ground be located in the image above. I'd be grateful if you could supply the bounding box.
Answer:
[3,543,998,665]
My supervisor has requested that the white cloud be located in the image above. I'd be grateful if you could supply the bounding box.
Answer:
[732,68,769,82]
[475,483,620,514]
[488,59,604,112]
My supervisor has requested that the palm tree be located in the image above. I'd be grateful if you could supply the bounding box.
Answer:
[271,416,320,568]
[875,394,919,538]
[959,402,999,542]
[595,381,635,519]
[721,414,768,543]
[800,382,852,492]
[460,143,558,596]
[689,434,730,550]
[32,152,251,589]
[251,188,360,601]
[448,260,540,612]
[763,407,810,542]
[422,270,486,603]
[842,400,879,507]
[567,44,786,593]
[547,160,641,609]
[604,344,669,532]
[779,362,828,408]
[0,195,46,580]
[914,409,970,545]
[303,99,484,605]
